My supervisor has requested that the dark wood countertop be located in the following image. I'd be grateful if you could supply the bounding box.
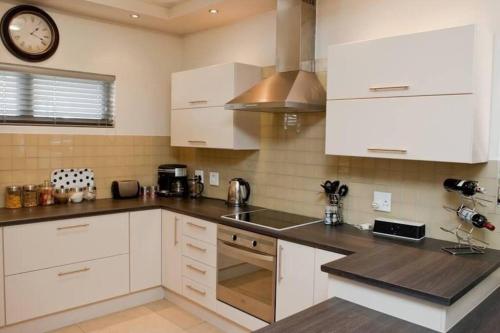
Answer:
[0,197,499,308]
[254,287,500,333]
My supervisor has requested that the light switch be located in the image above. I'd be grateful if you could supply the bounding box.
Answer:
[195,170,204,183]
[209,172,219,186]
[372,191,391,212]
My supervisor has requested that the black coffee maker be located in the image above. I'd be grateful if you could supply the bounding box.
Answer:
[158,164,188,197]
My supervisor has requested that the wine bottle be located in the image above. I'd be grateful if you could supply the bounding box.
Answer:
[443,179,485,196]
[457,207,495,231]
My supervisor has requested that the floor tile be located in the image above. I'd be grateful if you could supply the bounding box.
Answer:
[77,306,152,332]
[156,306,203,330]
[187,322,225,333]
[48,325,85,333]
[144,299,175,313]
[80,312,184,333]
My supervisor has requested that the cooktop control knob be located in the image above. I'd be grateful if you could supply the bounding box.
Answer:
[232,234,237,241]
[252,240,257,247]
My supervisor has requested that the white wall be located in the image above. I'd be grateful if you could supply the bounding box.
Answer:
[181,0,500,160]
[182,10,276,69]
[0,2,183,136]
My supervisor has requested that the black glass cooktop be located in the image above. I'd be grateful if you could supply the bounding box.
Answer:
[222,209,322,231]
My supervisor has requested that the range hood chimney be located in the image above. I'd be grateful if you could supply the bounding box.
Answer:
[225,0,326,113]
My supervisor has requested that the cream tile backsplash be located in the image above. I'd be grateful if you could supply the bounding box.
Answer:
[0,134,176,204]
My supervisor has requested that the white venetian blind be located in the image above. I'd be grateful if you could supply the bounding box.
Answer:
[0,63,115,127]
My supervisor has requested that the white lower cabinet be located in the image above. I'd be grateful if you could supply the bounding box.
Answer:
[313,249,345,304]
[130,210,162,292]
[0,228,5,327]
[275,240,315,321]
[162,210,183,294]
[5,254,129,324]
[182,277,217,311]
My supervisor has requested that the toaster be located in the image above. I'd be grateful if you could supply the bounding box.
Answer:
[111,180,140,199]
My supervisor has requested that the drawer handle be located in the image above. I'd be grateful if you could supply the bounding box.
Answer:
[186,264,207,275]
[187,222,207,230]
[278,245,284,281]
[369,85,410,92]
[58,267,90,277]
[187,243,207,253]
[174,216,179,245]
[367,148,407,154]
[188,140,207,144]
[189,100,208,104]
[187,284,207,296]
[57,223,90,231]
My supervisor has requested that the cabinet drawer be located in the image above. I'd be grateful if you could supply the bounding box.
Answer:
[5,254,129,324]
[328,25,477,99]
[182,277,216,311]
[4,213,129,275]
[182,236,216,267]
[171,107,235,149]
[172,63,235,109]
[325,95,477,163]
[182,256,216,288]
[182,216,217,245]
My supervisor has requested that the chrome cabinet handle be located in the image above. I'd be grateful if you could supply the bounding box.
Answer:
[186,264,206,275]
[187,222,207,230]
[278,245,284,281]
[58,267,90,277]
[367,148,407,154]
[369,85,410,92]
[186,284,206,296]
[188,140,207,144]
[187,243,207,253]
[57,223,90,231]
[174,216,179,245]
[188,100,208,104]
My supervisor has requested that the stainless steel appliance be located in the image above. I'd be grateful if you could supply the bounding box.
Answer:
[225,0,326,113]
[157,164,188,197]
[187,175,204,199]
[226,178,250,206]
[222,209,322,231]
[111,180,140,199]
[217,225,277,323]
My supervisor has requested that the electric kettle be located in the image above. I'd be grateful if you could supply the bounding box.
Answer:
[226,178,250,206]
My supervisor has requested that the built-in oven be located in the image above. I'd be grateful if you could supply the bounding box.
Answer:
[217,225,277,323]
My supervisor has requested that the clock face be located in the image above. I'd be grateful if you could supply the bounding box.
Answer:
[8,13,54,55]
[1,5,59,62]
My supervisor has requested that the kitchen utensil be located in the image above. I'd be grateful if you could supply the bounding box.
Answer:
[338,184,349,197]
[331,180,340,194]
[69,188,84,203]
[188,175,204,199]
[51,168,94,189]
[226,178,250,207]
[83,186,97,201]
[54,188,70,204]
[111,180,140,199]
[321,180,333,193]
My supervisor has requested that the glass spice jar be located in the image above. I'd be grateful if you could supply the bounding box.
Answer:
[22,185,39,208]
[5,185,22,209]
[39,180,54,206]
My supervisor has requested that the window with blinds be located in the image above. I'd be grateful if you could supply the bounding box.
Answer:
[0,63,115,127]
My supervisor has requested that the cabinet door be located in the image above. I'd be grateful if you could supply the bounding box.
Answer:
[172,63,235,109]
[325,95,479,163]
[328,25,475,99]
[313,249,345,304]
[130,210,162,292]
[275,240,315,321]
[171,107,234,149]
[162,211,183,294]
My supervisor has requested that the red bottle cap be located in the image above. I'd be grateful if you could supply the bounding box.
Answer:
[485,223,496,231]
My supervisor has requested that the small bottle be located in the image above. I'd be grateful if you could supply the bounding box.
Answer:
[457,207,495,231]
[443,179,484,196]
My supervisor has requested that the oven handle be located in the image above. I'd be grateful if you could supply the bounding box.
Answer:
[218,240,275,270]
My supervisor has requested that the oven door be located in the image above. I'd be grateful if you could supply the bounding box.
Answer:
[217,240,276,323]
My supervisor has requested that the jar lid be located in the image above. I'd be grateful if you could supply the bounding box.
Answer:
[23,184,38,191]
[6,185,21,191]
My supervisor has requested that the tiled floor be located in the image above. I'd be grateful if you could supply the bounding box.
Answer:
[50,300,225,333]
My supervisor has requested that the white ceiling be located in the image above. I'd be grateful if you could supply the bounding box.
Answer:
[13,0,276,35]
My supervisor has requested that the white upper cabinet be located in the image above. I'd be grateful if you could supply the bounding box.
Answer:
[171,63,261,150]
[326,25,492,163]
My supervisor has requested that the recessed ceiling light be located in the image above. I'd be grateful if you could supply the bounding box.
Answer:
[130,13,140,19]
[208,9,219,14]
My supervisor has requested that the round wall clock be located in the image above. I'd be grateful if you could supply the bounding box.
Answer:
[0,5,59,62]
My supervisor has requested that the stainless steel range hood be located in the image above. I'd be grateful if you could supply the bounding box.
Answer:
[225,0,326,113]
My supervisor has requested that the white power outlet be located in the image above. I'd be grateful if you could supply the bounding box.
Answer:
[194,170,204,183]
[209,172,219,186]
[372,191,391,212]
